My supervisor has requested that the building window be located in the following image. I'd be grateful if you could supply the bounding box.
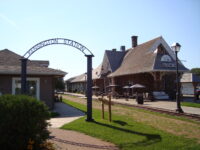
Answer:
[161,55,172,62]
[12,78,40,100]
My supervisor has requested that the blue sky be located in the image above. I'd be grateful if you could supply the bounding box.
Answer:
[0,0,200,79]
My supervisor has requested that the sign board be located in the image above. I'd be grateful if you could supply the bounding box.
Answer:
[181,83,194,95]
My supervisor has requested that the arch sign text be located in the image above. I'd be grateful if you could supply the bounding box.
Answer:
[24,38,93,58]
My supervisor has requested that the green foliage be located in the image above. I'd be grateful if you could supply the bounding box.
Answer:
[50,111,60,118]
[0,95,51,150]
[181,102,200,108]
[62,99,200,150]
[191,68,200,76]
[55,77,65,91]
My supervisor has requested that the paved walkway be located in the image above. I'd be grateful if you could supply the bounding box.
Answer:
[111,98,200,115]
[49,102,85,128]
[48,93,200,149]
[49,102,118,150]
[49,128,118,150]
[64,92,200,115]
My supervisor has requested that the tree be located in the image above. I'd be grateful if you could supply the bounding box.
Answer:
[191,68,200,76]
[55,77,65,91]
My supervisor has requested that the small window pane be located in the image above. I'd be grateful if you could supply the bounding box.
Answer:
[27,81,37,98]
[15,80,21,95]
[14,79,38,99]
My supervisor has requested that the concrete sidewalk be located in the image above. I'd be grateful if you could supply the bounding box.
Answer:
[49,102,85,128]
[48,102,118,150]
[111,98,200,115]
[49,128,118,150]
[48,94,199,149]
[64,92,200,116]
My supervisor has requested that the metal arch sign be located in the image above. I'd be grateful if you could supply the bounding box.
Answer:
[23,38,94,58]
[21,37,94,121]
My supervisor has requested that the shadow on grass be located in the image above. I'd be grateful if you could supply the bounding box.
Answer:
[113,120,129,126]
[62,100,87,114]
[93,121,162,147]
[63,99,161,147]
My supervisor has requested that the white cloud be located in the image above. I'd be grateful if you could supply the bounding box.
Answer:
[0,13,18,29]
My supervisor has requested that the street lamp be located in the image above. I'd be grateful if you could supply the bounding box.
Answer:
[171,42,184,113]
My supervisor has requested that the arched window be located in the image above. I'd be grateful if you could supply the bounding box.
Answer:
[161,55,172,62]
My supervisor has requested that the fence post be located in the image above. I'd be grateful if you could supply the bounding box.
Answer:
[108,95,112,122]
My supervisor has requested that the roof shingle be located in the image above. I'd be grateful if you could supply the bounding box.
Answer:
[109,36,188,77]
[0,49,66,76]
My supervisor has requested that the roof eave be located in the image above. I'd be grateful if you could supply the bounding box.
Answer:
[109,69,189,78]
[0,72,66,76]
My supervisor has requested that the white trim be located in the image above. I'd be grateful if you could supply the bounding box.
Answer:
[149,37,177,62]
[148,37,187,71]
[12,77,40,100]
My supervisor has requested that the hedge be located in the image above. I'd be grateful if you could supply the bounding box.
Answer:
[0,95,51,150]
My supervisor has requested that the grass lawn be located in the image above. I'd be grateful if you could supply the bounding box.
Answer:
[181,102,200,108]
[61,98,200,150]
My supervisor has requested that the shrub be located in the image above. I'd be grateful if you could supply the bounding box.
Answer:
[0,95,51,150]
[50,111,60,118]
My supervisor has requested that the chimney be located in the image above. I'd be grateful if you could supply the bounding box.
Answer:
[120,46,126,52]
[112,48,116,52]
[131,36,138,48]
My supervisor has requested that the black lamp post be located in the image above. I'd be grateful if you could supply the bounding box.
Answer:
[85,72,87,97]
[171,42,184,113]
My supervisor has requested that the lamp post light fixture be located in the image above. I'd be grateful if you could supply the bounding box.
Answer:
[171,42,184,113]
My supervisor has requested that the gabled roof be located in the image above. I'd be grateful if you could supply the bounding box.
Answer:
[0,49,49,67]
[67,63,103,83]
[101,50,126,75]
[153,46,188,71]
[106,50,126,72]
[70,73,86,83]
[0,49,22,66]
[109,36,188,77]
[0,49,66,76]
[65,77,76,82]
[92,63,102,79]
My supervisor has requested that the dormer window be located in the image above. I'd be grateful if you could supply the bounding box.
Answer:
[154,44,166,54]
